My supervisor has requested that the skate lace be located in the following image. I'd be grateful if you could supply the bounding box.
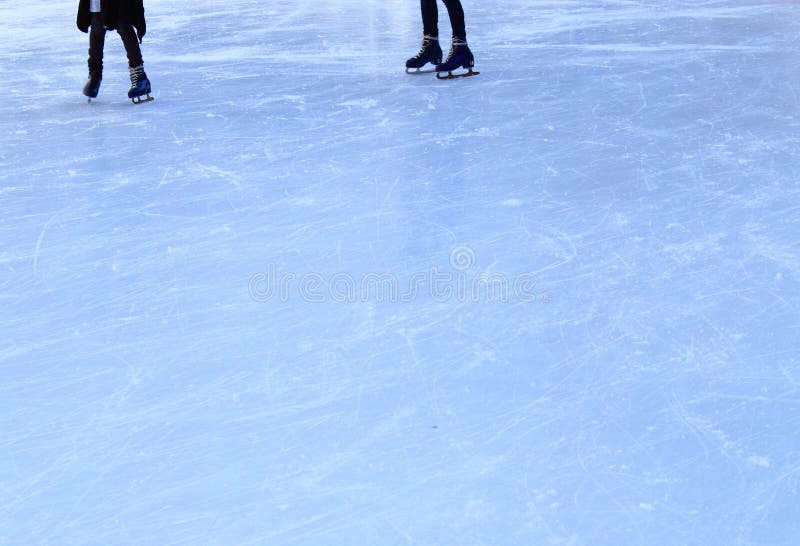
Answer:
[445,38,467,61]
[129,65,145,85]
[414,35,437,59]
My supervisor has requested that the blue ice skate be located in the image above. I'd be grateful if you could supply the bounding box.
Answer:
[435,38,479,79]
[128,64,153,104]
[83,66,102,101]
[406,35,443,73]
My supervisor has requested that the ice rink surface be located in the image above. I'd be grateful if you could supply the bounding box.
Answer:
[2,1,800,544]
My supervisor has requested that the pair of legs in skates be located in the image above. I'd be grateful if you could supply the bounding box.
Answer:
[81,2,152,103]
[406,0,477,78]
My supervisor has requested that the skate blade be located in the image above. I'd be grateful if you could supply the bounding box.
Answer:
[436,69,480,80]
[406,67,438,74]
[131,94,154,104]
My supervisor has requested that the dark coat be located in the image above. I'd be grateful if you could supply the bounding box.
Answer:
[77,0,146,43]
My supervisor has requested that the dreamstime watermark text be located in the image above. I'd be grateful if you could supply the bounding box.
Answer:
[248,245,551,304]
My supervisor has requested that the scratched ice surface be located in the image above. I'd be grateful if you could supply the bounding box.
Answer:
[2,0,800,544]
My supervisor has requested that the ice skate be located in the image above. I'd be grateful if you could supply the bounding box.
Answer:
[82,66,102,101]
[406,35,443,73]
[435,38,479,79]
[127,64,153,104]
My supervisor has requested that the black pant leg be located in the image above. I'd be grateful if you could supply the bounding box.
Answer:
[441,0,467,40]
[421,0,439,36]
[88,13,106,72]
[117,22,143,68]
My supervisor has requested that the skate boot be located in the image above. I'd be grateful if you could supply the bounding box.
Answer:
[127,64,153,104]
[435,38,479,79]
[405,35,442,73]
[83,67,102,100]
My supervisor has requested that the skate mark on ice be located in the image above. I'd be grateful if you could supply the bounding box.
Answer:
[33,213,61,277]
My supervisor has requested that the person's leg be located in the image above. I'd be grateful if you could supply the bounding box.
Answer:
[116,22,143,68]
[441,0,466,39]
[421,0,439,37]
[84,12,106,97]
[406,0,444,69]
[117,21,151,101]
[435,0,476,75]
[88,13,106,74]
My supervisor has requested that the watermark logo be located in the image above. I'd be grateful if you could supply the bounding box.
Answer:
[248,245,551,304]
[449,245,477,271]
